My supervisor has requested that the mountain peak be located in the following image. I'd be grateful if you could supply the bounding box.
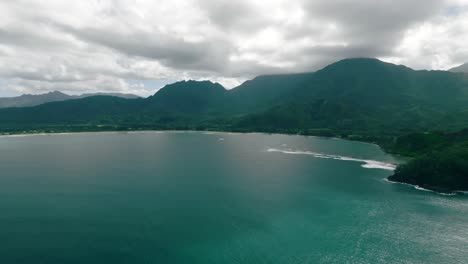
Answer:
[48,90,67,95]
[177,79,223,87]
[155,80,225,96]
[325,57,396,68]
[337,57,382,63]
[148,80,226,114]
[318,57,412,75]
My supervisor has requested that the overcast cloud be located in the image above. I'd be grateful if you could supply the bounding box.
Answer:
[0,0,467,96]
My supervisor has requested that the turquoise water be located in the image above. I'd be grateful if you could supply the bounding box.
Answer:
[0,132,466,263]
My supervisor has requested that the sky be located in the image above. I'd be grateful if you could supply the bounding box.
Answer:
[0,0,468,97]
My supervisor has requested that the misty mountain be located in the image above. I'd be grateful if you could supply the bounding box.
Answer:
[0,91,139,108]
[449,63,468,73]
[78,93,140,100]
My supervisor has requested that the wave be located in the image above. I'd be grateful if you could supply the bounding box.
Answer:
[267,148,397,171]
[383,178,456,196]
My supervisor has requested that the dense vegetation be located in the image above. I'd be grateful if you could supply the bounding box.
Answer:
[0,58,467,192]
[388,129,468,193]
[2,58,468,134]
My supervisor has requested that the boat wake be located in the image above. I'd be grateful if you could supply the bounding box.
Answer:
[267,148,396,171]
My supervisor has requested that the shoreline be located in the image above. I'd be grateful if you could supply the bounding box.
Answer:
[384,177,467,196]
[1,129,408,164]
[3,128,465,196]
[2,129,465,196]
[0,129,383,147]
[8,129,455,195]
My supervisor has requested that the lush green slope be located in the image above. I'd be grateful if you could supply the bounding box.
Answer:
[146,80,226,115]
[0,96,140,124]
[388,129,468,193]
[0,58,467,137]
[222,72,314,113]
[236,58,468,134]
[294,58,468,109]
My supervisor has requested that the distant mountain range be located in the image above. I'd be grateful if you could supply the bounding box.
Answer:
[0,91,139,108]
[0,58,467,137]
[449,62,468,73]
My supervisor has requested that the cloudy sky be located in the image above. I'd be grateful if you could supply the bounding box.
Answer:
[1,0,468,97]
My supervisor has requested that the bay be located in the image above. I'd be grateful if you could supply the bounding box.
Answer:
[0,132,466,263]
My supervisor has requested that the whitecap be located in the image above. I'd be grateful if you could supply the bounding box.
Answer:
[384,178,456,196]
[414,186,455,196]
[414,186,431,192]
[267,148,396,171]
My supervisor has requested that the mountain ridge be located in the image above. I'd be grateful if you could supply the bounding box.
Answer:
[0,91,140,108]
[0,58,467,135]
[449,62,468,73]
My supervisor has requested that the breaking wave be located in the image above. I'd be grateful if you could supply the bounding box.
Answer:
[267,148,397,171]
[383,178,456,196]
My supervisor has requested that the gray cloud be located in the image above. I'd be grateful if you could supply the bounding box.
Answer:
[299,0,443,58]
[0,0,466,96]
[196,0,272,33]
[60,24,231,72]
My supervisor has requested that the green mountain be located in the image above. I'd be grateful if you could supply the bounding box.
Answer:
[236,58,468,135]
[222,72,314,113]
[146,80,226,115]
[1,58,467,136]
[0,96,141,126]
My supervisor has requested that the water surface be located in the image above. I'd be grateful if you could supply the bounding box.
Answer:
[0,132,466,263]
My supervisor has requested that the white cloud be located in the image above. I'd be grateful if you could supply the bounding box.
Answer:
[383,5,468,70]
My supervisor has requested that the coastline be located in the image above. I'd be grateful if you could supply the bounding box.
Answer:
[0,128,384,147]
[384,177,467,196]
[0,128,402,158]
[5,128,460,196]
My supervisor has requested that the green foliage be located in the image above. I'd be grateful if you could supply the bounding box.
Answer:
[388,129,468,156]
[235,59,468,136]
[387,129,468,192]
[389,138,468,192]
[222,72,315,113]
